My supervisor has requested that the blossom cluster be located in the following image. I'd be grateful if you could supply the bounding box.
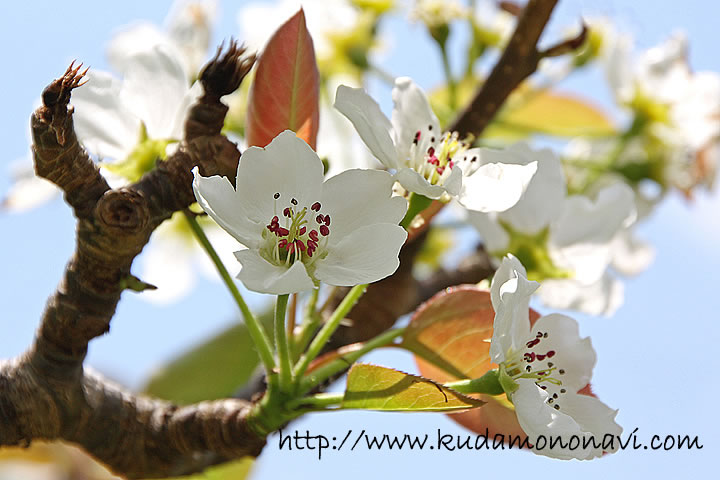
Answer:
[3,0,719,469]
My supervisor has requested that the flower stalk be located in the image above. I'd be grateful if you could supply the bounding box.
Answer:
[182,210,276,375]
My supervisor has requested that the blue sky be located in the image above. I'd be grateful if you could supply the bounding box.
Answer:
[1,1,719,479]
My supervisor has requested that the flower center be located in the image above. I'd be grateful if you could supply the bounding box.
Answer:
[264,193,331,267]
[409,126,479,187]
[502,330,569,411]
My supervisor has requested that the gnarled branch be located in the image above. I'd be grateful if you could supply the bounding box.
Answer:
[0,42,263,479]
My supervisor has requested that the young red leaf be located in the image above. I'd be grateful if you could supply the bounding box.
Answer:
[245,8,320,149]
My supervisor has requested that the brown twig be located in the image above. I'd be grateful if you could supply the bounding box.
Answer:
[449,0,559,137]
[0,42,262,479]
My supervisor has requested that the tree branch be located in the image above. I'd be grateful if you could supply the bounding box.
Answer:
[0,42,264,479]
[449,0,559,137]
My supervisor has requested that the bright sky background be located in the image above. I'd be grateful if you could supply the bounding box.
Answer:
[1,1,719,479]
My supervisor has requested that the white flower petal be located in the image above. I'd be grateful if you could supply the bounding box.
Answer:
[539,274,624,317]
[529,313,596,392]
[513,381,596,460]
[334,85,398,170]
[496,144,566,234]
[319,100,380,178]
[236,131,325,223]
[2,162,58,212]
[394,167,447,199]
[489,255,538,364]
[559,393,622,458]
[550,182,635,283]
[119,45,190,139]
[321,169,407,240]
[192,169,262,248]
[458,160,537,213]
[314,223,407,286]
[72,70,141,161]
[610,229,655,276]
[235,249,315,294]
[106,23,173,73]
[465,211,510,252]
[165,0,216,74]
[391,77,441,167]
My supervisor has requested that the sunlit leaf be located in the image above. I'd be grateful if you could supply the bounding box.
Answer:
[342,364,484,412]
[245,8,320,149]
[486,89,617,139]
[142,311,272,404]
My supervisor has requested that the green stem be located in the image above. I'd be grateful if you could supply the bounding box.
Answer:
[400,193,434,229]
[444,369,504,395]
[275,294,293,390]
[182,211,276,375]
[287,392,344,411]
[440,41,457,111]
[293,284,368,381]
[299,327,405,394]
[293,288,321,360]
[368,62,396,86]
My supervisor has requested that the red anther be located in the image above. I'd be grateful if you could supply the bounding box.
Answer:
[278,239,288,249]
[413,130,421,144]
[536,332,544,338]
[427,156,439,165]
[296,240,306,251]
[307,248,314,257]
[287,243,296,253]
[320,225,330,236]
[323,215,331,226]
[307,239,318,249]
[283,207,292,217]
[277,227,289,236]
[536,354,546,361]
[448,161,455,169]
[316,214,324,224]
[524,352,536,362]
[436,166,445,175]
[272,215,279,224]
[427,146,435,156]
[298,226,307,236]
[309,230,319,241]
[526,338,540,348]
[311,202,321,212]
[546,350,556,358]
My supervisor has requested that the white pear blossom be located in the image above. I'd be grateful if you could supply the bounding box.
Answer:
[490,255,622,460]
[334,77,537,212]
[71,45,201,166]
[411,0,466,29]
[107,0,217,78]
[193,130,408,295]
[468,144,636,315]
[602,29,720,191]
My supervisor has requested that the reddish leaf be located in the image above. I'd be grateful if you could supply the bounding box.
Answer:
[246,9,320,149]
[404,285,541,439]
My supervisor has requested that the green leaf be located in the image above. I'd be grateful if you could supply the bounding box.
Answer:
[142,310,273,404]
[487,89,617,139]
[245,8,320,149]
[342,364,484,412]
